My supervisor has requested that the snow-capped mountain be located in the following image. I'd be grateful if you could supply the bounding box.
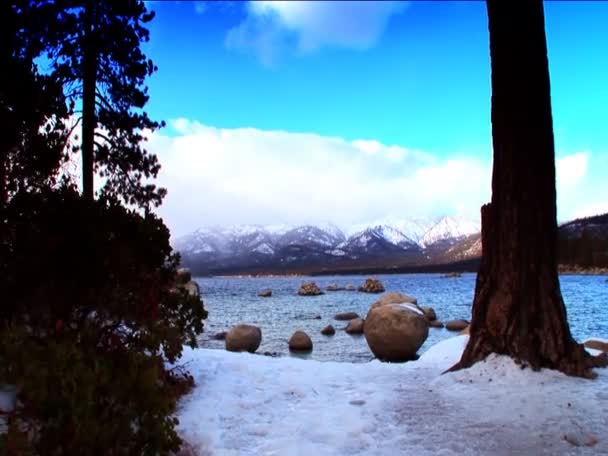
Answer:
[173,215,482,274]
[419,215,481,248]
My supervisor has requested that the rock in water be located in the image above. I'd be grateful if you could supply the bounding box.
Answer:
[421,306,437,321]
[345,284,356,291]
[358,278,385,293]
[429,320,445,328]
[371,292,418,311]
[212,331,227,340]
[257,289,272,297]
[445,319,469,332]
[321,325,335,336]
[345,318,365,334]
[289,330,313,351]
[584,339,608,353]
[334,312,360,321]
[298,282,324,296]
[225,324,262,353]
[364,303,429,362]
[326,283,344,291]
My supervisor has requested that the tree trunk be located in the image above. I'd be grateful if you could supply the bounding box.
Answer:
[81,0,97,200]
[450,0,606,378]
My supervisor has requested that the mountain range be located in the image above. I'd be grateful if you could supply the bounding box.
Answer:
[173,215,482,275]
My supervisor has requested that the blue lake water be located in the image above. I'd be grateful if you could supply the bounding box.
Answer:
[194,273,608,363]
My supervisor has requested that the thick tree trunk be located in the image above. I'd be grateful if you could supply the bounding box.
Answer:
[450,0,606,378]
[81,0,97,200]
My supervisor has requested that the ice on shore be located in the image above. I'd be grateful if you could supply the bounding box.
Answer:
[175,335,608,455]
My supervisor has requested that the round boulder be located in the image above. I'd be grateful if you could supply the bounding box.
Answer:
[346,318,365,334]
[364,303,429,362]
[445,319,470,332]
[257,289,272,297]
[321,325,336,336]
[370,292,418,311]
[334,311,360,321]
[358,278,385,293]
[298,282,324,296]
[225,324,262,353]
[289,330,313,351]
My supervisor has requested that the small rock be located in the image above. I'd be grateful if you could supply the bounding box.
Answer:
[326,283,344,291]
[225,324,262,353]
[321,325,336,336]
[441,272,462,278]
[334,312,360,321]
[298,282,324,296]
[314,315,322,320]
[429,320,444,328]
[345,284,356,291]
[289,330,313,351]
[257,289,272,297]
[445,319,470,331]
[349,399,366,406]
[421,306,437,321]
[212,331,227,340]
[345,318,365,334]
[584,339,608,353]
[358,278,385,293]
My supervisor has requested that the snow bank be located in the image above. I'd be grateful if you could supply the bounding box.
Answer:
[175,336,608,455]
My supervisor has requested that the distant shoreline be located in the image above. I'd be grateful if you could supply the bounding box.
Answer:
[196,261,608,279]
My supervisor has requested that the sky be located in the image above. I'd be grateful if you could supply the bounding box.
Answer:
[138,1,608,237]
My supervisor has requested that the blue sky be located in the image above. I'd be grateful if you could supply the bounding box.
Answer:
[141,1,608,236]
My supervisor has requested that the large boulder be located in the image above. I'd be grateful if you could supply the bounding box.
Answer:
[298,282,324,296]
[370,292,418,311]
[334,311,360,321]
[358,278,385,293]
[225,324,262,353]
[345,318,365,334]
[445,319,469,332]
[321,325,336,336]
[257,289,272,297]
[364,303,429,362]
[289,330,313,351]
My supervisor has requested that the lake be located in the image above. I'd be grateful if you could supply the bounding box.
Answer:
[194,273,608,363]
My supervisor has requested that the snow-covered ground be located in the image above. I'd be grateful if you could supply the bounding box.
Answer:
[175,336,608,455]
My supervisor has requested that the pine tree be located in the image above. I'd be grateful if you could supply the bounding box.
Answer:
[47,0,166,209]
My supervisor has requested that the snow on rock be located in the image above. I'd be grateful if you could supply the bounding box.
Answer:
[175,335,608,455]
[252,243,274,255]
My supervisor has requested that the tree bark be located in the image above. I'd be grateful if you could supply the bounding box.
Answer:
[81,0,97,200]
[449,0,606,378]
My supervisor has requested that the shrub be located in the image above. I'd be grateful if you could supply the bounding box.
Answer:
[0,187,207,455]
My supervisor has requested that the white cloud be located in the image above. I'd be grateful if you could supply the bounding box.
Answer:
[150,120,491,237]
[225,1,407,66]
[556,151,588,191]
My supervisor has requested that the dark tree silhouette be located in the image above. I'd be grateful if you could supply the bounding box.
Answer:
[0,0,70,207]
[48,0,166,208]
[450,0,607,378]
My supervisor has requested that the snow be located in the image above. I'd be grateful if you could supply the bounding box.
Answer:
[419,215,480,248]
[326,248,347,256]
[174,335,608,455]
[252,243,274,255]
